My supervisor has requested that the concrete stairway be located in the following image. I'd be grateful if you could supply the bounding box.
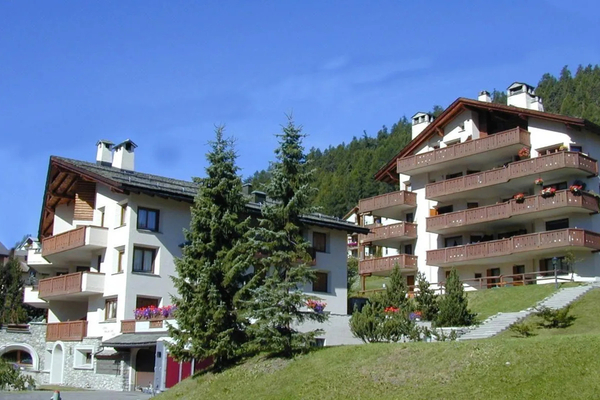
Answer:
[458,284,594,341]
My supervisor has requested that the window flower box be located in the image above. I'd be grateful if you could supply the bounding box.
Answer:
[540,187,557,198]
[518,147,530,159]
[513,193,526,203]
[570,185,583,196]
[534,178,544,186]
[134,304,177,320]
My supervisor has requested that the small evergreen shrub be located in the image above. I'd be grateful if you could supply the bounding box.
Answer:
[435,268,476,327]
[535,305,576,328]
[509,321,536,337]
[413,272,438,321]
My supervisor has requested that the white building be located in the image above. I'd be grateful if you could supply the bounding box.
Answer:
[14,140,367,391]
[356,83,600,292]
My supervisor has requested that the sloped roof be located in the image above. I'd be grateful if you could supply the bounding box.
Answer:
[47,157,369,235]
[0,242,9,256]
[374,97,600,183]
[102,332,166,348]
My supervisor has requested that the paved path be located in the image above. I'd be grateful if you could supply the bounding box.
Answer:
[0,390,152,400]
[459,283,595,341]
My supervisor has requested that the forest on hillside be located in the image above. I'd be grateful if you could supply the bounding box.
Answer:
[247,65,600,218]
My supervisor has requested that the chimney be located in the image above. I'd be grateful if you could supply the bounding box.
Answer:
[112,139,137,171]
[506,82,542,111]
[242,183,253,196]
[96,140,114,166]
[411,112,434,140]
[478,90,491,103]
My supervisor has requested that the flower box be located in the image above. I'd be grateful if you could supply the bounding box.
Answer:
[513,193,526,203]
[570,185,583,196]
[540,187,557,198]
[306,300,327,314]
[534,178,544,186]
[518,147,530,159]
[134,305,177,320]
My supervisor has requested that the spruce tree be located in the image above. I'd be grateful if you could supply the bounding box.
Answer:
[169,126,250,370]
[0,257,27,326]
[414,272,438,321]
[243,116,327,357]
[436,268,475,327]
[376,263,409,309]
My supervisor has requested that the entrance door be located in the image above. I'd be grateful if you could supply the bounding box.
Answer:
[136,348,156,389]
[486,268,501,288]
[49,344,64,384]
[406,275,415,298]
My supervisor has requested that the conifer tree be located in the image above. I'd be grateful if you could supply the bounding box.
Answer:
[414,272,438,321]
[435,268,475,327]
[169,126,250,370]
[0,257,27,326]
[376,263,409,309]
[243,116,327,357]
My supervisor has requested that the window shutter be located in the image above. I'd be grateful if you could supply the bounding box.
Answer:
[74,182,96,220]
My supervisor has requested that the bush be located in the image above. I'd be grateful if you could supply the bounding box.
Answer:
[535,305,576,328]
[349,302,418,343]
[414,272,438,321]
[0,360,36,390]
[509,321,537,337]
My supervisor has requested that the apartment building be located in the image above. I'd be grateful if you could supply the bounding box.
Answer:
[11,140,367,391]
[355,83,600,292]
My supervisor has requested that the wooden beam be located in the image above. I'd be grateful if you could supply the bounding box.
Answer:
[436,127,444,137]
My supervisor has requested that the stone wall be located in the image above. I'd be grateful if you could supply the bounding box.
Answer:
[0,323,49,386]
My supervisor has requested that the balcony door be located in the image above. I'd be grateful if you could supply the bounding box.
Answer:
[135,347,156,389]
[486,268,501,288]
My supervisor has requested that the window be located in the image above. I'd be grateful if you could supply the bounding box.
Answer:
[313,232,327,253]
[444,236,463,248]
[313,271,328,293]
[136,296,160,309]
[117,249,124,273]
[99,207,105,227]
[445,270,451,279]
[540,257,566,276]
[470,235,483,244]
[404,244,413,255]
[437,205,453,215]
[120,203,128,226]
[446,172,463,179]
[405,213,414,223]
[543,182,567,191]
[133,247,156,273]
[97,255,102,273]
[467,202,479,209]
[76,266,90,272]
[105,298,117,320]
[546,218,569,231]
[570,145,583,153]
[74,347,94,369]
[1,350,32,366]
[487,267,501,288]
[137,207,160,231]
[474,273,482,279]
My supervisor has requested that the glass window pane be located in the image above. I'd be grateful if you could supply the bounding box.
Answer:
[138,209,147,229]
[143,250,154,271]
[147,211,157,231]
[20,352,32,365]
[133,249,143,271]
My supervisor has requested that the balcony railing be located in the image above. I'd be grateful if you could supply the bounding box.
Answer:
[359,254,417,275]
[42,226,108,258]
[427,229,600,266]
[358,191,417,216]
[426,151,598,200]
[121,320,136,333]
[46,321,88,341]
[38,272,105,299]
[427,190,600,233]
[397,127,530,175]
[360,222,417,244]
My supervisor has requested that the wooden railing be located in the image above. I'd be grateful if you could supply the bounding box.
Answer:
[397,127,530,174]
[38,272,84,298]
[426,151,598,199]
[46,321,88,341]
[427,229,600,266]
[42,226,86,257]
[359,254,418,274]
[121,320,136,333]
[358,191,417,214]
[360,222,417,243]
[427,190,599,232]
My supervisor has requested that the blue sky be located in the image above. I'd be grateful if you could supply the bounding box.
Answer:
[1,0,599,247]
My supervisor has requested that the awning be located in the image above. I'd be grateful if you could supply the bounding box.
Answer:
[102,332,167,348]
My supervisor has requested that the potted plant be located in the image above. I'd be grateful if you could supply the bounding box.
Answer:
[534,178,544,186]
[540,187,556,198]
[518,147,530,159]
[513,193,526,203]
[570,185,583,196]
[306,299,327,314]
[559,145,568,151]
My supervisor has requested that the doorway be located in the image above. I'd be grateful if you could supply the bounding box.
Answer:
[135,347,156,389]
[49,343,64,384]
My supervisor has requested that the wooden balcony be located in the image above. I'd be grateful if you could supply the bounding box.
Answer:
[42,226,108,263]
[46,321,88,341]
[426,151,598,201]
[38,272,105,300]
[359,222,417,247]
[397,127,530,175]
[427,229,600,267]
[121,320,136,333]
[359,254,418,275]
[358,191,417,219]
[120,318,175,334]
[427,190,599,234]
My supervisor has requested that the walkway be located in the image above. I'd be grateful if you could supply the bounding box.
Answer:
[0,390,152,400]
[459,283,594,341]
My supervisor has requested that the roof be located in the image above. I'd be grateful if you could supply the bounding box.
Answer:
[49,157,369,235]
[102,332,166,348]
[374,97,600,183]
[0,242,9,256]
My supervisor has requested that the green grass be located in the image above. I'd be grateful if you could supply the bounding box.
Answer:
[497,287,600,339]
[157,288,600,400]
[466,283,578,321]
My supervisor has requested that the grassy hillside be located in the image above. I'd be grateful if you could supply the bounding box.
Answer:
[157,288,600,400]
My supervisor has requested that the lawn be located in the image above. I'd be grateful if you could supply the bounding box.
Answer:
[157,288,600,400]
[466,283,577,321]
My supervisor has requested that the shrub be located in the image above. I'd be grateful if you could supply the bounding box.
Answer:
[413,272,438,321]
[349,302,418,343]
[509,321,536,337]
[535,305,576,328]
[435,268,476,327]
[0,360,36,390]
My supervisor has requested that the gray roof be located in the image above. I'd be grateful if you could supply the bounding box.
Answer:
[53,156,369,234]
[102,332,166,348]
[0,242,9,256]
